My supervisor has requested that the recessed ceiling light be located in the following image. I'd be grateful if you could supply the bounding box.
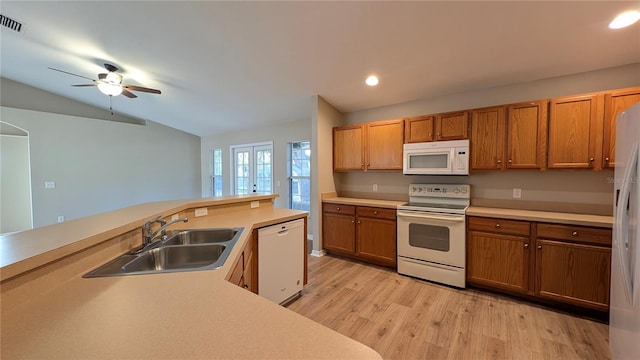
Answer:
[365,75,379,86]
[609,10,640,29]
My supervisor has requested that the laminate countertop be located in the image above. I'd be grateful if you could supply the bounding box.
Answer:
[322,197,613,228]
[1,195,382,360]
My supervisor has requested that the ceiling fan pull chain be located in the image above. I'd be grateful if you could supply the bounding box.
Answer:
[109,95,114,116]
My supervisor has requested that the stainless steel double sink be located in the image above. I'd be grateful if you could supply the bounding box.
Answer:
[84,228,243,278]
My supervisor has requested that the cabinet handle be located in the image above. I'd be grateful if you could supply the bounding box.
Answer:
[374,211,378,215]
[351,220,355,223]
[357,221,361,224]
[605,157,610,162]
[497,160,502,164]
[524,243,529,248]
[508,159,513,164]
[537,245,542,249]
[495,223,501,228]
[336,207,340,211]
[589,157,595,162]
[243,284,249,289]
[429,133,432,137]
[367,163,370,166]
[572,231,578,236]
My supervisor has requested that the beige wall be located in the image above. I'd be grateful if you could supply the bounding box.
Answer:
[334,64,640,215]
[200,118,311,210]
[311,96,343,252]
[1,134,33,233]
[1,106,201,228]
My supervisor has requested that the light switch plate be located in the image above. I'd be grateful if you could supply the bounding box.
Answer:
[171,214,179,221]
[57,215,64,223]
[194,208,208,217]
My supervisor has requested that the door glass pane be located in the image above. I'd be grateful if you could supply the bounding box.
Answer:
[235,150,250,195]
[255,148,272,193]
[408,223,450,252]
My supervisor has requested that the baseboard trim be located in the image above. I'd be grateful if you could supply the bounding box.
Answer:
[310,249,326,257]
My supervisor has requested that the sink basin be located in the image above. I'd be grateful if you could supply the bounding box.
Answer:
[161,228,239,246]
[122,244,226,272]
[83,227,244,278]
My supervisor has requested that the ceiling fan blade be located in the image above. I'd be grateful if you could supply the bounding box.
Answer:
[123,84,161,94]
[121,89,138,98]
[71,83,97,87]
[48,67,95,81]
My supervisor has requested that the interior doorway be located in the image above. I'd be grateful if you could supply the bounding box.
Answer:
[1,121,33,234]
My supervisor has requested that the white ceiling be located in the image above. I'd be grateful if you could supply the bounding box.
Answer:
[1,1,639,136]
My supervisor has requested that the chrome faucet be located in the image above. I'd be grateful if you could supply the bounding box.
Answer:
[142,216,188,246]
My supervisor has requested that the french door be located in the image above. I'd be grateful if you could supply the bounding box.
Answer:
[232,143,272,195]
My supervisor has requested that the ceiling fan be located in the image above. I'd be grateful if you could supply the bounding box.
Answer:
[48,63,161,98]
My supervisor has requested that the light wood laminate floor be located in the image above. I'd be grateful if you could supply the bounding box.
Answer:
[287,255,610,360]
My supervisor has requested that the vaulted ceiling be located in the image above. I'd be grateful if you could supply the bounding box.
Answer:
[1,1,638,136]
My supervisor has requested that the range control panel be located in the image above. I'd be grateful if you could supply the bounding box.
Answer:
[408,184,470,198]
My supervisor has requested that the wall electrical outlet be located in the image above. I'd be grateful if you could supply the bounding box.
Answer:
[171,214,179,221]
[373,184,378,192]
[45,181,56,189]
[57,215,65,223]
[512,188,522,199]
[194,208,208,217]
[251,201,259,208]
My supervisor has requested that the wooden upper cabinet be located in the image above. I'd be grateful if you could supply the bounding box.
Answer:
[404,115,434,143]
[603,87,640,169]
[470,106,506,170]
[333,124,365,171]
[506,101,548,169]
[435,111,469,141]
[548,94,603,170]
[366,119,404,170]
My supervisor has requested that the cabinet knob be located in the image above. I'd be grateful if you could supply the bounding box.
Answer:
[537,245,542,249]
[336,207,340,211]
[361,164,365,169]
[508,159,513,164]
[524,243,529,248]
[429,133,432,137]
[497,160,502,164]
[605,157,610,162]
[243,283,249,289]
[367,163,370,166]
[351,220,355,223]
[495,223,501,228]
[589,157,595,162]
[572,231,578,236]
[374,211,378,215]
[357,221,361,224]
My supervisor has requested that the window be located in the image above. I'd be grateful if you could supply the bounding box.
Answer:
[288,141,310,212]
[211,149,222,197]
[231,142,273,195]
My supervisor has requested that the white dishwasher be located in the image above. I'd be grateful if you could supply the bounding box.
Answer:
[258,218,305,305]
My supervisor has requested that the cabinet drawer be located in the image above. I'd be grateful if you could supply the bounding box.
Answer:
[536,223,612,246]
[356,206,396,220]
[323,203,355,215]
[468,216,530,236]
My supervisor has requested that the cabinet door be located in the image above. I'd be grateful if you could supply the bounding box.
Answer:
[467,231,530,293]
[366,119,404,170]
[506,101,548,169]
[322,212,355,254]
[470,106,506,170]
[535,239,610,311]
[333,125,364,171]
[603,87,640,169]
[244,232,258,293]
[356,216,396,266]
[548,94,603,169]
[405,115,434,143]
[435,111,469,141]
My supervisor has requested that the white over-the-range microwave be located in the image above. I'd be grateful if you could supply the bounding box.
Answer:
[403,139,469,175]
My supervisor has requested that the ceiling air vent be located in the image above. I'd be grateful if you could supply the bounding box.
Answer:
[0,14,24,34]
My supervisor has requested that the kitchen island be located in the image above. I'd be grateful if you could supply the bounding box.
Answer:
[0,194,381,359]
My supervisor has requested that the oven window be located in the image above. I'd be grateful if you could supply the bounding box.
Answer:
[409,153,449,169]
[408,223,450,252]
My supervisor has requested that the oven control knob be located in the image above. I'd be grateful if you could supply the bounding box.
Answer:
[454,188,460,193]
[461,189,468,194]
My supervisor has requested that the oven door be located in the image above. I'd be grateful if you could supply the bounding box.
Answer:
[397,210,466,268]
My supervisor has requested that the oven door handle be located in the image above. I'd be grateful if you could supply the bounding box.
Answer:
[396,210,465,222]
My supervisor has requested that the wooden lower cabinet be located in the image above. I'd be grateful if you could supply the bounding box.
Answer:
[227,230,258,293]
[323,203,396,267]
[467,216,611,312]
[535,239,611,311]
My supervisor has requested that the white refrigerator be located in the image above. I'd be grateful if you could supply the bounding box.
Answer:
[610,102,640,359]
